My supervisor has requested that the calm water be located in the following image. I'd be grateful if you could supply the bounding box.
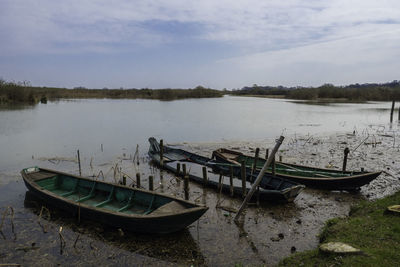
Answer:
[0,96,394,173]
[0,96,397,265]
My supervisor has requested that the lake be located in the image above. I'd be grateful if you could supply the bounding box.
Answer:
[0,96,398,265]
[0,96,394,173]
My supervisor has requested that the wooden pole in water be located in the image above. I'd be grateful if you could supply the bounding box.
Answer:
[342,147,350,172]
[229,166,234,197]
[265,148,269,160]
[241,161,246,198]
[279,155,282,162]
[390,100,395,123]
[234,136,284,222]
[398,103,400,121]
[77,150,82,176]
[136,173,141,188]
[202,166,208,186]
[149,175,154,191]
[252,148,260,174]
[184,175,189,200]
[122,176,126,185]
[182,164,187,177]
[218,173,223,191]
[159,139,164,166]
[176,163,181,176]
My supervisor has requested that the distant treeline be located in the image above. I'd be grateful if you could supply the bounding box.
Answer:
[0,79,223,104]
[231,81,400,101]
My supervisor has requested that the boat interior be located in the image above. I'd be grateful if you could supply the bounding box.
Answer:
[31,172,188,215]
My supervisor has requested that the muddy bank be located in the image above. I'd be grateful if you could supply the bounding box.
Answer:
[0,128,399,266]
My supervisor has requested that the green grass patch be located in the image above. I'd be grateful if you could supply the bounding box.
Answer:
[279,191,400,266]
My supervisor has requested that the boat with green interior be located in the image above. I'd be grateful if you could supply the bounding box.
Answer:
[21,167,208,234]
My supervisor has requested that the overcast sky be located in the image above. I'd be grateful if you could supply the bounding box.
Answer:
[1,0,399,89]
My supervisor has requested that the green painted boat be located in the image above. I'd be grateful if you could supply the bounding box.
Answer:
[212,148,382,191]
[21,167,208,234]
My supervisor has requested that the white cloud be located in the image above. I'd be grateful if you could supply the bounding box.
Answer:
[0,0,400,88]
[1,0,400,54]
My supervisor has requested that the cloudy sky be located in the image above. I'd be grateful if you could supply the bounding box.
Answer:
[0,0,399,89]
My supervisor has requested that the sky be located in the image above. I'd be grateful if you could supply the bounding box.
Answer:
[0,0,399,89]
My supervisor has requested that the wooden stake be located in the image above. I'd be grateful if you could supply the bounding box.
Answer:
[229,166,234,197]
[252,148,260,174]
[241,161,246,198]
[136,173,141,188]
[390,100,395,123]
[202,166,207,186]
[279,155,282,162]
[184,175,189,200]
[122,176,126,185]
[77,150,81,176]
[160,139,164,166]
[176,163,181,176]
[218,173,223,191]
[234,136,284,222]
[265,148,269,160]
[343,147,350,172]
[149,175,154,191]
[182,164,187,177]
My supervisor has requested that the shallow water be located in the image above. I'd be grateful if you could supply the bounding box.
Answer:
[1,97,399,265]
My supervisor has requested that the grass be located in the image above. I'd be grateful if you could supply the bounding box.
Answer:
[279,191,400,266]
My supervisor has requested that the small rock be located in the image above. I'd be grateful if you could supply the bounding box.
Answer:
[296,219,302,224]
[291,246,296,253]
[278,233,284,239]
[319,242,361,254]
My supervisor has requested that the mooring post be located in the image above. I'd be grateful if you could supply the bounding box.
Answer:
[265,148,269,160]
[184,175,189,200]
[77,150,82,176]
[136,173,141,188]
[343,147,350,172]
[160,139,164,166]
[101,144,103,152]
[241,161,246,198]
[252,148,260,174]
[229,166,234,197]
[182,164,187,177]
[390,100,395,123]
[122,175,126,185]
[234,136,285,222]
[218,173,223,191]
[149,175,154,191]
[176,163,181,176]
[279,155,282,162]
[202,166,208,186]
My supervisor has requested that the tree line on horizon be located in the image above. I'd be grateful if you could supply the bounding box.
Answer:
[0,79,223,104]
[231,80,400,101]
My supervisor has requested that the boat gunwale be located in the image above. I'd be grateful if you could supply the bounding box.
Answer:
[213,148,382,181]
[21,167,208,219]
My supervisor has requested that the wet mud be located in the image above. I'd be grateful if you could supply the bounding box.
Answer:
[1,126,399,266]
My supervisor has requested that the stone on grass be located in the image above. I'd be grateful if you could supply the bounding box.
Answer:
[319,242,361,255]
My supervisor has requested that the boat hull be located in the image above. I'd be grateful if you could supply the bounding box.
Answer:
[212,148,382,190]
[21,168,208,234]
[148,138,304,203]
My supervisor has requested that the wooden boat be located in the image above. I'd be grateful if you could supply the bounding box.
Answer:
[148,138,304,203]
[21,167,208,234]
[212,148,382,191]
